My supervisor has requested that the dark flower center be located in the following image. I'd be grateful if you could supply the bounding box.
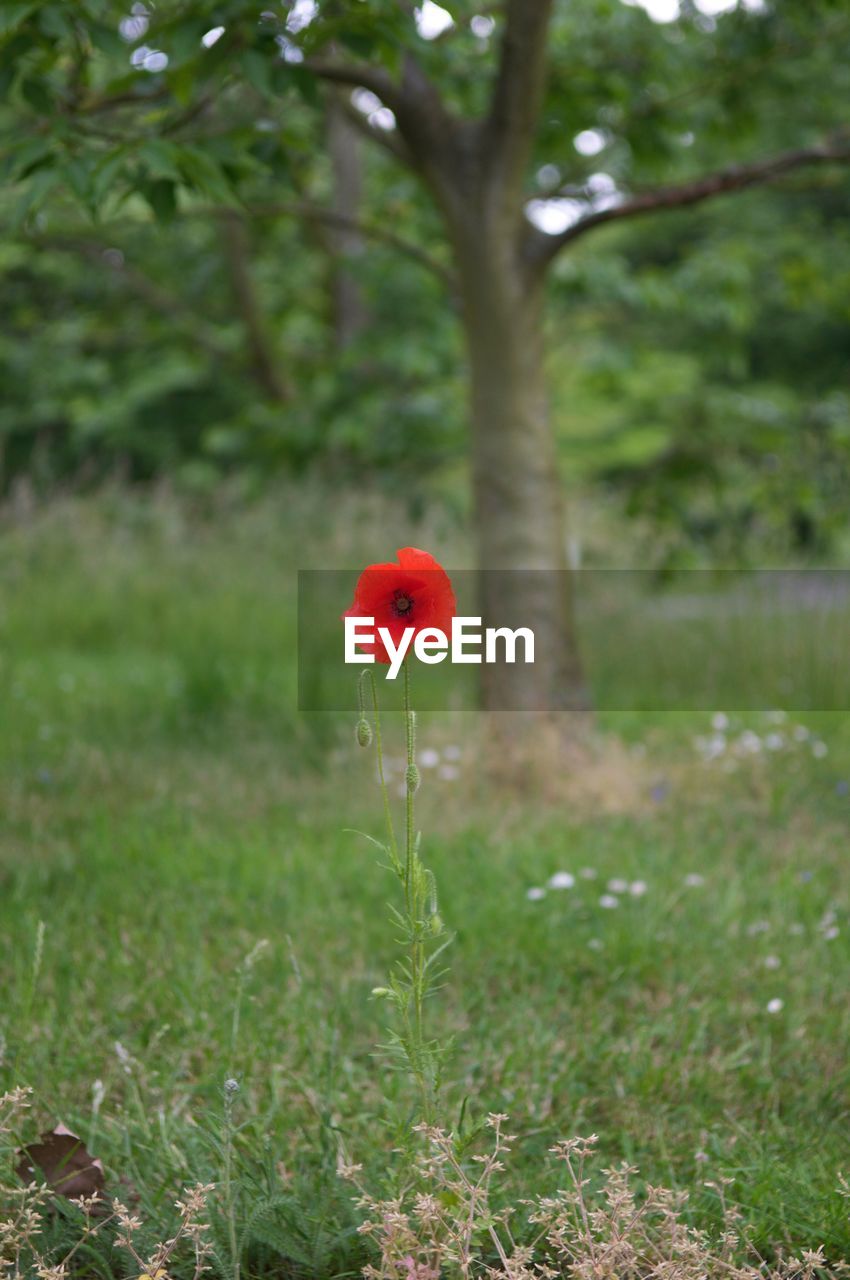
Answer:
[391,590,414,617]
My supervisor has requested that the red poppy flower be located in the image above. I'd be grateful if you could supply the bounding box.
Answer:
[343,547,456,665]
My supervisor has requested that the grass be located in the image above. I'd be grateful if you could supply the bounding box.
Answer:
[1,490,849,1276]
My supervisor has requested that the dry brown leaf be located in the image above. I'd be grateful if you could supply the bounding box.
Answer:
[17,1123,105,1201]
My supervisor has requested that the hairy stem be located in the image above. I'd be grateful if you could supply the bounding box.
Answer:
[362,668,400,873]
[403,660,427,1113]
[360,663,441,1122]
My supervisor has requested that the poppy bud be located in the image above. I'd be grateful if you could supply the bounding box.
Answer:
[355,717,373,748]
[429,912,443,936]
[405,763,420,793]
[371,987,391,998]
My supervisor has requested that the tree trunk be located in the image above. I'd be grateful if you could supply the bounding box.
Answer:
[454,221,589,714]
[325,98,370,349]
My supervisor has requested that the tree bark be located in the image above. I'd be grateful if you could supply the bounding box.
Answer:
[325,98,371,349]
[452,216,589,713]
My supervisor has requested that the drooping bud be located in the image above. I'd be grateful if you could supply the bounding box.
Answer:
[405,763,420,793]
[355,670,374,747]
[429,912,443,936]
[355,717,373,748]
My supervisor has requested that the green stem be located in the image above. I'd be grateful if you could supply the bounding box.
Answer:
[361,661,438,1121]
[222,1088,240,1280]
[361,668,400,874]
[404,659,415,896]
[403,660,427,1114]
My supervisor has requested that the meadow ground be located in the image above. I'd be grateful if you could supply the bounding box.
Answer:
[1,490,849,1276]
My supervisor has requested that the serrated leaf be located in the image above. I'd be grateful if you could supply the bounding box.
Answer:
[242,1201,315,1266]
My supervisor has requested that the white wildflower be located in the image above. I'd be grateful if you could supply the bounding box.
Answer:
[114,1041,133,1074]
[703,733,727,760]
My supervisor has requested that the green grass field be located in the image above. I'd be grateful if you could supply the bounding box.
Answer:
[2,493,849,1276]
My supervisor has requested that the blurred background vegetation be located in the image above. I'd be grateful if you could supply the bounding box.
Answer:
[0,0,848,569]
[6,180,850,566]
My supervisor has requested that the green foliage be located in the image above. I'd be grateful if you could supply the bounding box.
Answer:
[551,184,850,562]
[0,0,848,557]
[0,0,466,492]
[0,216,462,491]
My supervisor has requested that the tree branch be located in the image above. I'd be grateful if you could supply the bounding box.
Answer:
[218,210,291,402]
[307,52,455,193]
[306,57,405,113]
[338,95,414,168]
[246,200,455,289]
[77,86,169,115]
[531,137,850,267]
[484,0,554,203]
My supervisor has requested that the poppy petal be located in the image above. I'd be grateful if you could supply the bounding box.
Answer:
[343,549,456,667]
